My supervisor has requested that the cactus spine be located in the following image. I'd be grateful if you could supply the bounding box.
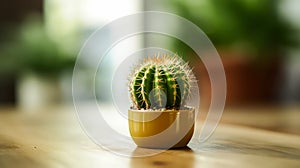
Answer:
[129,54,195,110]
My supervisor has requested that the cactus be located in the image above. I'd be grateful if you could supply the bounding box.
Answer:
[129,54,196,110]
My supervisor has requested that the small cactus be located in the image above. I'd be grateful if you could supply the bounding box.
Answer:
[129,54,196,110]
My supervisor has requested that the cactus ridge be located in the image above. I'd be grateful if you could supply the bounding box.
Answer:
[129,54,196,110]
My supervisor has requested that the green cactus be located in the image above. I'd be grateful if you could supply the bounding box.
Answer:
[129,54,195,110]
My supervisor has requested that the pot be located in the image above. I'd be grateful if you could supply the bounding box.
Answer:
[128,108,195,149]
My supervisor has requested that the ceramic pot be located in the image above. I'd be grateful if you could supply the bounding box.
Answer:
[128,108,195,149]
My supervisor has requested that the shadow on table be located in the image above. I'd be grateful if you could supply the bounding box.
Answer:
[130,146,195,168]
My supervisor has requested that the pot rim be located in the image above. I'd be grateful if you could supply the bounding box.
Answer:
[128,106,194,113]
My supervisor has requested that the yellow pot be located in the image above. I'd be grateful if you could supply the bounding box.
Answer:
[128,108,195,149]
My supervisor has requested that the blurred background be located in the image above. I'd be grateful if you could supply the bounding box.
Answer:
[1,0,300,110]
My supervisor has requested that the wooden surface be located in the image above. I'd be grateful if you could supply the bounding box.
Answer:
[0,105,299,168]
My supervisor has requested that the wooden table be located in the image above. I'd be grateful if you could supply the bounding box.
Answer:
[0,105,299,168]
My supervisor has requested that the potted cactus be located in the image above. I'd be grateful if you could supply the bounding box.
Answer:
[128,54,197,149]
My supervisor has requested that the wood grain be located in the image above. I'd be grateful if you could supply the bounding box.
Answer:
[0,106,299,168]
